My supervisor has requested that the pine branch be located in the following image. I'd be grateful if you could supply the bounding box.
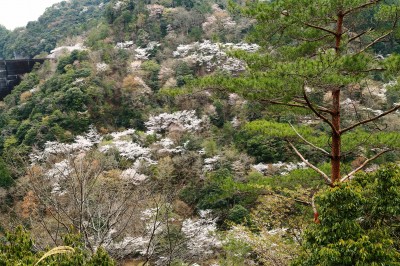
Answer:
[302,85,339,135]
[340,149,391,182]
[260,99,309,109]
[287,141,331,184]
[347,28,373,44]
[304,22,337,36]
[357,10,398,54]
[357,31,393,54]
[293,98,334,114]
[295,34,332,42]
[289,122,330,156]
[355,68,386,73]
[341,104,400,134]
[343,0,382,16]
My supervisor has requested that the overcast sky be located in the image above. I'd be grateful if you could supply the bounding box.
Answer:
[0,0,62,30]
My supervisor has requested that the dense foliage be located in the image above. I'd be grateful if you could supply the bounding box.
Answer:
[0,0,399,265]
[295,164,400,265]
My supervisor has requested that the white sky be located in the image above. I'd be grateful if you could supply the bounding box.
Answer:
[0,0,62,30]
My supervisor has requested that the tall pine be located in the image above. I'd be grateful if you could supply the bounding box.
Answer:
[197,0,400,186]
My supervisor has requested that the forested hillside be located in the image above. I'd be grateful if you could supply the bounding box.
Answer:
[0,0,400,265]
[0,0,109,59]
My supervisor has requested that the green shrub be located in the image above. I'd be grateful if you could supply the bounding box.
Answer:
[0,159,13,188]
[227,204,250,224]
[0,226,115,265]
[294,164,400,265]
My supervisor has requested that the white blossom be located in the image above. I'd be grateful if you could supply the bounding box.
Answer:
[120,168,148,184]
[173,40,259,73]
[231,116,240,128]
[80,6,89,14]
[341,98,357,106]
[153,138,185,154]
[145,110,204,134]
[73,125,101,147]
[361,107,384,116]
[29,86,39,93]
[203,155,221,172]
[46,159,72,194]
[202,4,236,32]
[100,140,150,160]
[109,236,150,257]
[96,62,109,73]
[110,128,136,140]
[47,43,87,59]
[363,83,388,102]
[221,57,246,72]
[228,93,241,105]
[115,41,134,49]
[181,210,221,259]
[113,1,126,10]
[30,126,101,163]
[73,78,85,85]
[147,4,164,17]
[108,208,164,258]
[135,42,160,60]
[252,161,307,175]
[251,163,269,174]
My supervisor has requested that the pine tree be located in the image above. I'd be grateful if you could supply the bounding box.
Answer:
[196,0,400,186]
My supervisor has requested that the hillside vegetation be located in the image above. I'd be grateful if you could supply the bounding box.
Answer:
[0,0,399,265]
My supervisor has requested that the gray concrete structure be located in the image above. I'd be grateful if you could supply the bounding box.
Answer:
[0,59,45,99]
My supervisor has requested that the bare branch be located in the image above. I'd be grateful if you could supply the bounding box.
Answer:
[340,149,391,182]
[289,122,330,156]
[341,104,400,134]
[295,34,332,42]
[311,194,320,224]
[357,31,393,54]
[347,28,373,44]
[304,22,337,36]
[288,141,331,184]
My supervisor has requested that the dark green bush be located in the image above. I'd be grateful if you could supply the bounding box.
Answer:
[227,204,250,224]
[0,159,13,188]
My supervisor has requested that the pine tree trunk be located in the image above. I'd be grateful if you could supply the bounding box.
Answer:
[331,88,341,184]
[330,12,344,185]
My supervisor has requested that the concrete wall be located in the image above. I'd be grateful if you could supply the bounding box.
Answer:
[0,59,45,99]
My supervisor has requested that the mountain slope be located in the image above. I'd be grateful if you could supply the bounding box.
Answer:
[0,0,110,59]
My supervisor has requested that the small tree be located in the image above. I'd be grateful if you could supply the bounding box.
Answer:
[197,0,400,186]
[293,164,400,265]
[26,142,145,253]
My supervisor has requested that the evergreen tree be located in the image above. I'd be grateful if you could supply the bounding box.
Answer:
[196,0,400,186]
